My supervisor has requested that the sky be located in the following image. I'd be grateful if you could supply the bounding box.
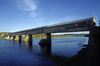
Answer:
[0,0,100,34]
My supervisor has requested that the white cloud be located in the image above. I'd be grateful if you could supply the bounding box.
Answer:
[27,16,78,29]
[17,0,37,11]
[34,16,77,27]
[30,17,45,27]
[34,17,44,21]
[17,0,38,18]
[61,16,77,21]
[30,12,36,17]
[52,7,58,11]
[47,16,78,25]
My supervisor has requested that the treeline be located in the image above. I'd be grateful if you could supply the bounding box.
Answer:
[31,34,89,38]
[0,32,89,39]
[51,34,89,38]
[0,32,10,39]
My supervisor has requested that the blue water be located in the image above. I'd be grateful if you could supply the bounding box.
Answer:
[0,37,88,66]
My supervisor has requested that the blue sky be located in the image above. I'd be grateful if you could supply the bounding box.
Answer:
[0,0,100,33]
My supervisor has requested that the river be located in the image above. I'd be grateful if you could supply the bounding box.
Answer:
[0,37,88,66]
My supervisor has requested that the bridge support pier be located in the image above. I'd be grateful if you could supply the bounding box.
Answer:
[6,36,11,40]
[46,33,51,44]
[88,27,100,48]
[14,35,22,42]
[4,37,8,39]
[10,36,15,40]
[4,37,6,39]
[23,34,32,42]
[39,33,51,45]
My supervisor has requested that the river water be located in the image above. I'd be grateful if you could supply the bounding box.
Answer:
[0,37,88,66]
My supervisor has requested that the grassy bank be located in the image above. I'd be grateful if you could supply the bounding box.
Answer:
[0,36,4,39]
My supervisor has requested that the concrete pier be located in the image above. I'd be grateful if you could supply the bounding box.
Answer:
[14,35,21,41]
[9,36,15,40]
[4,37,8,39]
[23,34,32,42]
[6,36,10,40]
[39,33,51,45]
[46,33,51,44]
[88,27,100,48]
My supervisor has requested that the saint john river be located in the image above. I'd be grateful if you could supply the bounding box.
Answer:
[0,37,88,66]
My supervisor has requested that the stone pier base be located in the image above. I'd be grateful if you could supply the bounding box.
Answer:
[14,35,21,41]
[39,33,51,45]
[23,34,32,42]
[9,36,15,40]
[6,36,10,40]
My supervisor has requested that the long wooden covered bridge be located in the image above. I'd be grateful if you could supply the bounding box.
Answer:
[4,17,96,44]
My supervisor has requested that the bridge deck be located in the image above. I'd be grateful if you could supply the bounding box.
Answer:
[5,17,96,36]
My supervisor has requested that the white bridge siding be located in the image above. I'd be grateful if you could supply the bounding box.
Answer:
[5,17,96,36]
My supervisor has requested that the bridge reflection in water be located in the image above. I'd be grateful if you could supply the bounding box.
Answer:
[23,41,51,56]
[40,43,51,56]
[24,41,32,50]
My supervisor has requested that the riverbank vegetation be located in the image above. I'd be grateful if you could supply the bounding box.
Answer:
[0,32,6,39]
[0,36,4,39]
[0,32,88,39]
[31,34,88,38]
